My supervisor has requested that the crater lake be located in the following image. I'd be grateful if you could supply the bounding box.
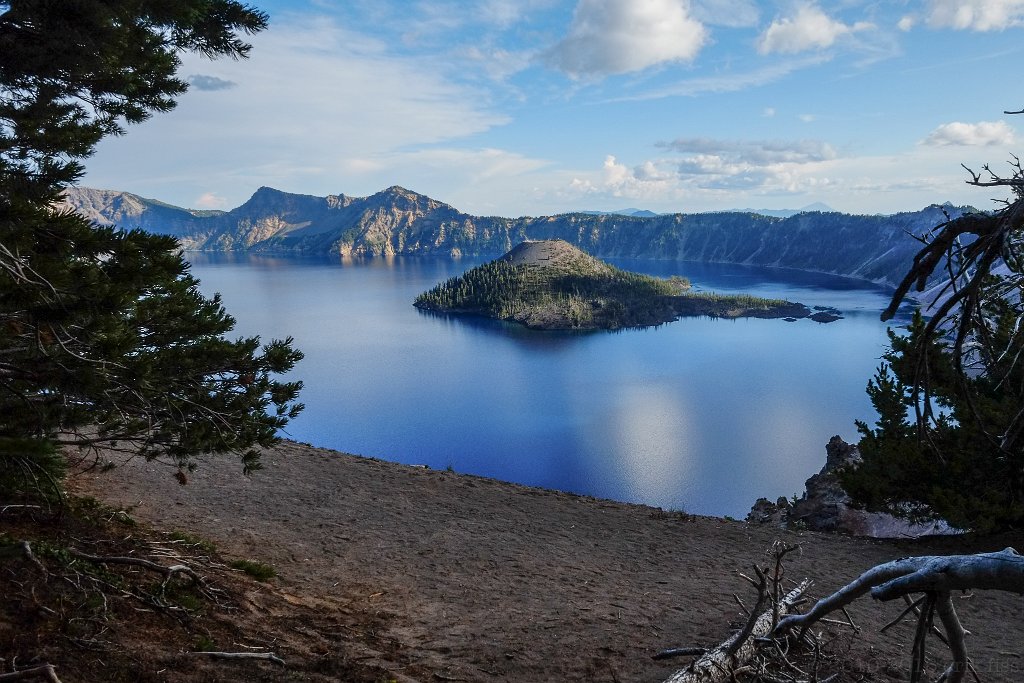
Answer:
[187,253,906,518]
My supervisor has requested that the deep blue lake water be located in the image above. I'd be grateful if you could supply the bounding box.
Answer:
[187,253,906,518]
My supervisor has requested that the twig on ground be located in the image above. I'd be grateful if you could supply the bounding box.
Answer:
[67,548,204,589]
[652,647,708,661]
[190,651,285,666]
[20,541,48,579]
[0,664,63,682]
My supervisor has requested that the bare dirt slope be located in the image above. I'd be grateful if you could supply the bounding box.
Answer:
[75,440,1024,682]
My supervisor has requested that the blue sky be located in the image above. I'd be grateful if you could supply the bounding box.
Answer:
[83,0,1023,217]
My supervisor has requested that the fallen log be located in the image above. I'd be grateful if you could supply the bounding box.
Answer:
[663,579,812,683]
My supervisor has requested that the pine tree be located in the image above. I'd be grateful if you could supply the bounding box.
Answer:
[843,310,1024,532]
[0,1,303,495]
[843,117,1024,532]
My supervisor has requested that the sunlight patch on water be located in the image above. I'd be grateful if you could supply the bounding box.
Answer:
[589,382,697,510]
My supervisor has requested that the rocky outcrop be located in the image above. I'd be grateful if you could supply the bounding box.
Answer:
[748,436,954,538]
[61,186,979,288]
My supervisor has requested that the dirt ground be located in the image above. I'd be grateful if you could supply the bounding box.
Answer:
[71,440,1024,682]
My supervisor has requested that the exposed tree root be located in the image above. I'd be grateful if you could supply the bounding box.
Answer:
[0,664,63,682]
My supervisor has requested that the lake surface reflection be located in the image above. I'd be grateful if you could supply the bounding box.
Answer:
[187,253,905,518]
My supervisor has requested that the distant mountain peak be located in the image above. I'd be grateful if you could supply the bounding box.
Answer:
[250,185,287,197]
[376,185,423,200]
[799,202,835,213]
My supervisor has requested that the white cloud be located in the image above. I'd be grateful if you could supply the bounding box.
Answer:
[477,0,527,27]
[187,74,236,91]
[560,140,1017,215]
[691,0,760,28]
[613,53,830,101]
[659,138,837,164]
[84,14,509,207]
[757,4,873,54]
[898,15,916,31]
[763,107,776,117]
[194,192,229,209]
[475,0,558,27]
[570,138,841,203]
[923,0,1024,31]
[570,156,679,200]
[369,147,550,181]
[545,0,708,77]
[922,120,1018,146]
[459,45,534,83]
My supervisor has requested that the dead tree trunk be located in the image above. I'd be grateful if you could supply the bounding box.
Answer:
[663,579,811,683]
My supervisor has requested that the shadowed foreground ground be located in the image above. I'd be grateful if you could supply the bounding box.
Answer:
[76,440,1024,682]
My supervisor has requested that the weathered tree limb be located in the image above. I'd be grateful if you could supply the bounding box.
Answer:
[67,548,203,587]
[934,592,968,683]
[0,664,63,682]
[190,651,285,666]
[20,541,48,578]
[873,547,1024,599]
[726,566,769,659]
[776,547,1024,637]
[662,579,812,683]
[776,548,1023,683]
[653,648,708,661]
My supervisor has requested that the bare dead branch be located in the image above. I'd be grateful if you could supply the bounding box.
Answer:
[0,664,63,682]
[66,548,205,591]
[19,541,48,579]
[934,592,968,683]
[190,651,285,666]
[881,595,927,634]
[909,592,935,683]
[776,548,1023,683]
[726,566,768,658]
[663,579,812,683]
[652,647,708,661]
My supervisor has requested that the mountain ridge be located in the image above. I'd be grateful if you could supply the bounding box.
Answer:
[62,185,976,288]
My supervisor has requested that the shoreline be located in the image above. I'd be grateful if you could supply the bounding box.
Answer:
[415,296,823,331]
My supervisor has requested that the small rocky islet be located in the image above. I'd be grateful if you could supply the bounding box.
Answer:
[414,239,834,330]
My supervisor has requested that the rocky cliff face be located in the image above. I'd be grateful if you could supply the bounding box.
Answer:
[747,436,956,538]
[62,186,975,287]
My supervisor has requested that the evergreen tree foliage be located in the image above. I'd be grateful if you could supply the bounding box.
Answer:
[0,1,303,493]
[844,131,1024,532]
[414,258,688,328]
[843,307,1024,532]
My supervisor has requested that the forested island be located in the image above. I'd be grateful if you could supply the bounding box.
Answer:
[414,240,814,330]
